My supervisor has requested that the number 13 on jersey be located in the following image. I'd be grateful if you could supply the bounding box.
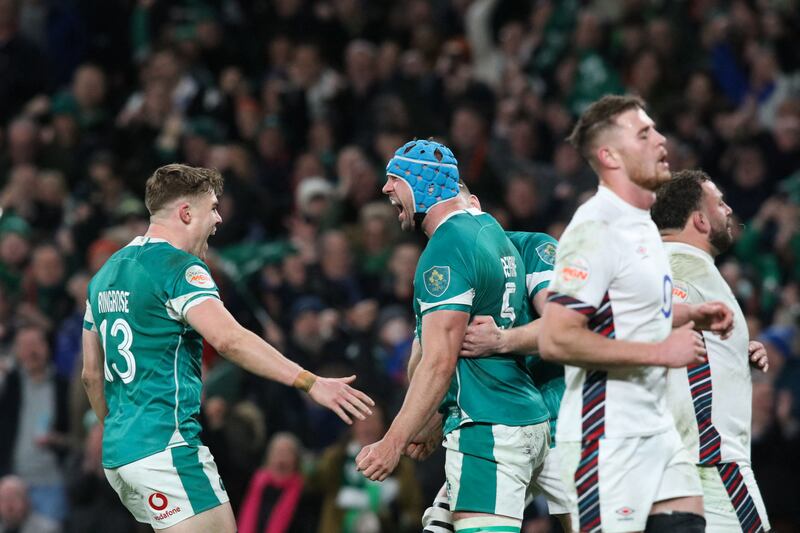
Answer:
[99,318,137,384]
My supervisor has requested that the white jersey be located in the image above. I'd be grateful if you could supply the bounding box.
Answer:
[549,186,675,442]
[664,242,752,465]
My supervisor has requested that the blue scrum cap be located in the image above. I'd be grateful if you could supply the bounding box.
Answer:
[385,139,460,214]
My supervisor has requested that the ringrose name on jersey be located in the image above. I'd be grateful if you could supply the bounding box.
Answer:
[98,290,131,314]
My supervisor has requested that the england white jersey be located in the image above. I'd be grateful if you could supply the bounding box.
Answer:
[664,242,752,465]
[549,186,675,442]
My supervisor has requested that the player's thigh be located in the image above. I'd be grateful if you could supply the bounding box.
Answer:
[699,462,770,533]
[529,443,571,516]
[107,445,229,530]
[562,433,680,532]
[652,427,702,508]
[444,422,548,520]
[160,501,236,533]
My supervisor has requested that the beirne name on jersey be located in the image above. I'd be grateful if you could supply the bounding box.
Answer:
[414,210,548,435]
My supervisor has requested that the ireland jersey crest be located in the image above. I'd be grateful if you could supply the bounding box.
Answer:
[424,266,450,297]
[536,242,556,266]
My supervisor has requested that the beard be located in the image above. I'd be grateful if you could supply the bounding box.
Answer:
[630,167,670,191]
[627,157,670,191]
[400,216,415,232]
[709,221,733,254]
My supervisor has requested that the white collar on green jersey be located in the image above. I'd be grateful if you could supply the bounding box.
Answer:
[127,236,169,247]
[433,207,485,233]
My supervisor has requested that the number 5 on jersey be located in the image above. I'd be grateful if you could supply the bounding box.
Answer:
[501,282,517,323]
[100,318,137,384]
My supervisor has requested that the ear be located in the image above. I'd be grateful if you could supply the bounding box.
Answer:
[691,211,707,233]
[596,146,620,170]
[178,202,192,225]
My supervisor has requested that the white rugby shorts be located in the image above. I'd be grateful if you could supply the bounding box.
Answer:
[104,445,229,530]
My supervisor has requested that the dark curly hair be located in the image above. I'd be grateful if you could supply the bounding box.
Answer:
[651,169,711,231]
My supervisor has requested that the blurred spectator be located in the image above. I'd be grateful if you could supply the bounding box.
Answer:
[449,104,500,204]
[309,230,363,309]
[750,370,800,529]
[0,475,60,533]
[355,202,398,295]
[378,240,421,311]
[373,306,414,389]
[63,420,137,533]
[238,432,317,533]
[202,399,268,513]
[1,119,40,174]
[19,243,70,331]
[52,272,90,381]
[720,142,774,222]
[330,40,380,146]
[0,0,49,125]
[328,145,382,226]
[308,404,422,533]
[49,63,111,145]
[0,215,32,299]
[0,326,70,522]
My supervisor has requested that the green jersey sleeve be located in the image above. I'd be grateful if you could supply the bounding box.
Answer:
[83,299,97,332]
[506,231,558,301]
[414,236,474,316]
[165,261,221,322]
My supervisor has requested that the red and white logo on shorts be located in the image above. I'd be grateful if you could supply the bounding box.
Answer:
[148,492,169,511]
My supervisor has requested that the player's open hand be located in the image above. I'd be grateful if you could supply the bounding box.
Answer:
[308,375,375,425]
[690,301,734,339]
[748,340,769,373]
[461,316,504,357]
[658,321,706,367]
[356,436,403,481]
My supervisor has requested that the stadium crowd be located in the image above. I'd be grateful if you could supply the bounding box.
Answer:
[0,0,798,531]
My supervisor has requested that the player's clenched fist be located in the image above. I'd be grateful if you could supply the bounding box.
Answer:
[657,321,706,367]
[356,437,403,481]
[689,301,734,339]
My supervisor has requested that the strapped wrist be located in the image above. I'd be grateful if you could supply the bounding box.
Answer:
[293,370,317,392]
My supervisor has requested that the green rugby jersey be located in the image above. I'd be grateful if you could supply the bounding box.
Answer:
[506,231,565,445]
[414,210,548,435]
[84,237,220,468]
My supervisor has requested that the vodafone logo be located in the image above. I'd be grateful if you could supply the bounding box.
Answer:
[185,265,214,289]
[148,492,168,511]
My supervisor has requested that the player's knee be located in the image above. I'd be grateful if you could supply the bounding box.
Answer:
[453,516,520,533]
[645,511,705,533]
[422,504,453,533]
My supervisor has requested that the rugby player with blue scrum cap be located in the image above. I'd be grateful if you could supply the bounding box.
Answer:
[356,140,552,533]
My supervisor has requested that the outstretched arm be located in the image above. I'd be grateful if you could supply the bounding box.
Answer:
[187,299,374,424]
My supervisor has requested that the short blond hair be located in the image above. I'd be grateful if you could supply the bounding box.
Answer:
[144,164,224,215]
